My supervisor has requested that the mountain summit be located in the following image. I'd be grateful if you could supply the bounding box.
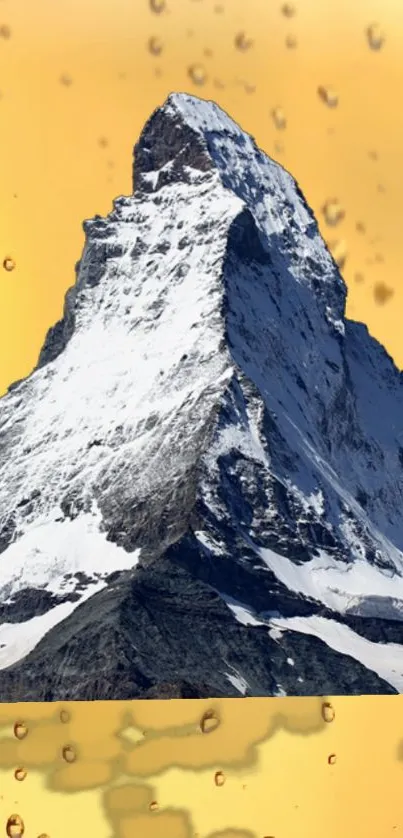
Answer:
[1,93,403,700]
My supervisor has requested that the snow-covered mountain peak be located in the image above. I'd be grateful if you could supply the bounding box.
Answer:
[1,94,403,699]
[134,92,346,322]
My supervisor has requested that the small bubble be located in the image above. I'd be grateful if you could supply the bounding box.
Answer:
[274,142,284,154]
[0,24,11,39]
[214,3,224,11]
[200,709,220,734]
[37,834,50,838]
[148,36,163,56]
[366,23,385,51]
[317,85,338,108]
[188,64,207,85]
[6,815,24,837]
[59,73,73,87]
[377,183,386,193]
[321,702,335,723]
[328,753,337,765]
[214,770,226,787]
[271,107,287,129]
[59,710,70,724]
[13,723,27,740]
[356,221,366,234]
[203,47,213,58]
[354,271,364,283]
[3,256,15,272]
[213,78,225,89]
[327,240,347,269]
[149,0,166,12]
[62,745,76,763]
[285,34,297,48]
[368,149,378,161]
[98,136,108,148]
[244,82,256,94]
[281,3,295,16]
[235,31,253,51]
[149,801,159,811]
[373,281,393,305]
[14,769,27,782]
[322,198,345,226]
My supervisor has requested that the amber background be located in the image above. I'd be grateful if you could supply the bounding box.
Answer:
[1,0,403,835]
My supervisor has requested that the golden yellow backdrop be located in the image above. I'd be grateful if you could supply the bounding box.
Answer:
[1,1,403,836]
[0,0,402,395]
[1,697,403,838]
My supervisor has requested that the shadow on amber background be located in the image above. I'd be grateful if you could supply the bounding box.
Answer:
[1,0,403,836]
[0,696,403,837]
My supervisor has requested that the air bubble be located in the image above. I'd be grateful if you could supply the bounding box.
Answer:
[271,107,287,129]
[149,801,159,811]
[188,64,207,85]
[13,723,28,740]
[200,709,220,734]
[3,257,15,272]
[327,240,347,269]
[62,745,76,763]
[317,85,338,108]
[59,74,73,86]
[281,3,295,17]
[14,769,27,782]
[235,32,253,51]
[321,702,335,723]
[60,710,70,724]
[328,753,337,765]
[149,0,166,12]
[366,23,384,51]
[6,815,24,837]
[214,771,226,786]
[322,198,345,226]
[374,281,393,305]
[148,36,163,56]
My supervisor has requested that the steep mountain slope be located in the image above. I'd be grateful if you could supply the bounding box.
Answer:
[0,93,403,699]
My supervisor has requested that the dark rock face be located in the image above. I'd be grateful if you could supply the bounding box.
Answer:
[1,93,403,701]
[0,555,396,701]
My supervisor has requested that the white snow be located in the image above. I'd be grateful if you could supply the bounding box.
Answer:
[258,545,403,620]
[0,583,104,670]
[0,503,140,601]
[270,614,403,693]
